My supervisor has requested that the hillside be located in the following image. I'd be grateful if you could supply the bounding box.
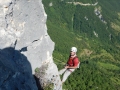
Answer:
[43,0,120,90]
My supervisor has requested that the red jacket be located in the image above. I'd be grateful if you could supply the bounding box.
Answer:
[67,56,79,67]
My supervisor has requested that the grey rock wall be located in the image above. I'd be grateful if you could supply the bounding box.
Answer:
[0,0,62,90]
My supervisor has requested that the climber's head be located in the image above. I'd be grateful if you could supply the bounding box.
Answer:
[70,47,77,56]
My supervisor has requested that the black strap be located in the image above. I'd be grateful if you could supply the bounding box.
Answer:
[72,56,78,65]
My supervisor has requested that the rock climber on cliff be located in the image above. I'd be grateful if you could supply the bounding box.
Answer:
[59,47,80,83]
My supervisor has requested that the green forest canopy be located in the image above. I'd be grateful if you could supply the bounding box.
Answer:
[43,0,120,89]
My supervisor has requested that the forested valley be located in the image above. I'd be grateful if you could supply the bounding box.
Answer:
[43,0,120,90]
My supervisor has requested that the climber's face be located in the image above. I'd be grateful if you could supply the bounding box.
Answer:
[70,51,75,56]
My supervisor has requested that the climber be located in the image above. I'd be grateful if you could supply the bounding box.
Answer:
[59,47,80,83]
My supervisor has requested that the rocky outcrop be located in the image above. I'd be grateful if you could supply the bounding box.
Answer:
[0,0,62,90]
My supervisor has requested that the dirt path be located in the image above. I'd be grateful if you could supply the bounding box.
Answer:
[67,2,98,6]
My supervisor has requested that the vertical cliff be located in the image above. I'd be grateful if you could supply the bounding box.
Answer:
[0,0,62,90]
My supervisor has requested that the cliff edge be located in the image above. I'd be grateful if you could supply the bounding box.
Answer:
[0,0,62,90]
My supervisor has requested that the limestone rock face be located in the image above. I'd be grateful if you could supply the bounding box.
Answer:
[0,0,62,90]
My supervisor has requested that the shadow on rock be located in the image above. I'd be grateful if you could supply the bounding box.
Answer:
[34,75,43,90]
[0,47,38,90]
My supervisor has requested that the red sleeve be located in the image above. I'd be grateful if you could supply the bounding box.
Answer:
[73,58,79,66]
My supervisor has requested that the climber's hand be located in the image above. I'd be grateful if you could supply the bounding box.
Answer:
[65,66,69,69]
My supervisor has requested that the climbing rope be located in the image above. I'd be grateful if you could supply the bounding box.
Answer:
[53,57,66,65]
